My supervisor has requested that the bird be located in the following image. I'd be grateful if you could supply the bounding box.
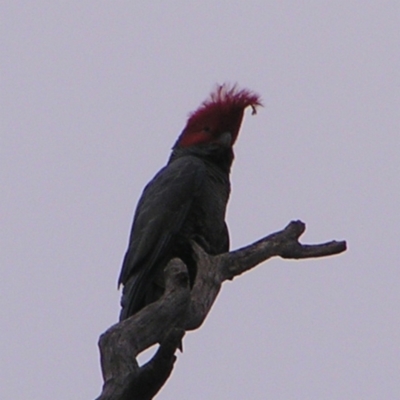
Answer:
[118,84,262,321]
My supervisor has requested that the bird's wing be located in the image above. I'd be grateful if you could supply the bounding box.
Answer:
[118,156,206,316]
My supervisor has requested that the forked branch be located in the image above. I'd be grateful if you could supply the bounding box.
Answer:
[96,220,346,399]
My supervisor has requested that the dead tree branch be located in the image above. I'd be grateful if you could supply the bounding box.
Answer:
[96,220,346,399]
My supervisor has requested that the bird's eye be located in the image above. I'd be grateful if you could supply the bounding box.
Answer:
[202,126,211,133]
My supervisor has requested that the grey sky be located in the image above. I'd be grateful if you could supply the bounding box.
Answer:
[2,2,399,399]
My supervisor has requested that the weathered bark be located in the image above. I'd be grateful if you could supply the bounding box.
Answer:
[96,220,346,399]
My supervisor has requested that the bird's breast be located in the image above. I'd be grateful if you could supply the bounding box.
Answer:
[183,165,230,254]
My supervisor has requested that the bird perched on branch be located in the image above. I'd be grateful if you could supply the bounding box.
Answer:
[118,84,262,321]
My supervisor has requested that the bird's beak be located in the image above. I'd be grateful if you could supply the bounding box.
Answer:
[217,132,233,147]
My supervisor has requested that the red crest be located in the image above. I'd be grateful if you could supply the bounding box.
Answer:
[176,84,262,148]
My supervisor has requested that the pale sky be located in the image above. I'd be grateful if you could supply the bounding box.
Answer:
[2,2,399,399]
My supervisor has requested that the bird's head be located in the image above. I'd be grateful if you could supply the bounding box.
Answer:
[174,84,262,149]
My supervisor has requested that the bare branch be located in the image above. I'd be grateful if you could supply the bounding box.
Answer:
[221,220,346,280]
[96,259,190,400]
[95,220,346,399]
